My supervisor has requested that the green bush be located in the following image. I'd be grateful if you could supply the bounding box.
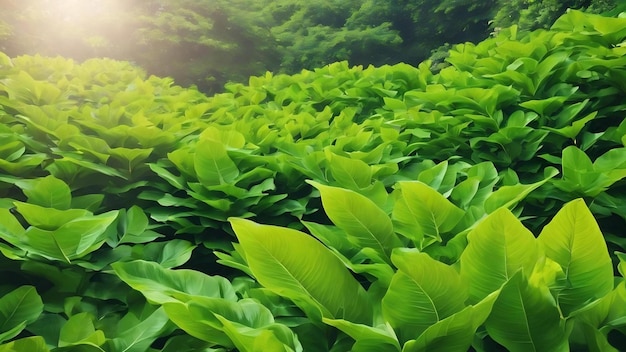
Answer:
[1,9,626,351]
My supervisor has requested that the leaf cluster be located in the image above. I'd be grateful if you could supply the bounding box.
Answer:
[1,9,626,351]
[2,0,620,94]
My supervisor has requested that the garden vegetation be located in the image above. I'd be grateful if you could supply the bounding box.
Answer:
[1,8,626,352]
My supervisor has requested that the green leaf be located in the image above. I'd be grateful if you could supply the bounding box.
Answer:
[58,312,105,349]
[322,319,400,352]
[402,291,498,352]
[109,147,153,172]
[0,336,49,352]
[13,202,90,230]
[230,217,372,324]
[544,111,597,139]
[460,208,539,303]
[559,146,600,195]
[326,151,372,189]
[143,239,196,268]
[163,297,288,349]
[70,194,104,212]
[392,181,464,248]
[216,315,302,352]
[0,286,43,344]
[112,260,238,304]
[106,307,171,352]
[520,96,569,116]
[382,249,467,343]
[159,335,216,352]
[22,210,118,263]
[484,167,559,213]
[485,271,567,352]
[307,181,400,262]
[115,206,163,245]
[199,126,246,149]
[537,199,613,316]
[0,208,25,246]
[195,139,240,186]
[415,160,455,193]
[49,155,126,179]
[14,175,71,210]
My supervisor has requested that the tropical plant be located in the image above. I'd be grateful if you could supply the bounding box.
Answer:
[0,8,626,351]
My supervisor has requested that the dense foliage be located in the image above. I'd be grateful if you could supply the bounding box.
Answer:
[0,0,621,93]
[1,9,626,351]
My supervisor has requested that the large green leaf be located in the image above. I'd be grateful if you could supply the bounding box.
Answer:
[0,209,25,248]
[402,291,498,352]
[13,202,90,231]
[484,167,559,213]
[22,210,118,263]
[0,286,43,344]
[14,175,71,210]
[58,312,105,350]
[326,151,372,189]
[392,181,464,248]
[459,207,539,303]
[230,217,372,324]
[322,319,400,352]
[216,315,302,352]
[0,336,49,352]
[106,307,171,352]
[307,181,400,262]
[555,146,619,197]
[382,249,467,343]
[109,146,153,173]
[195,139,240,186]
[567,281,626,351]
[485,271,568,352]
[112,260,238,304]
[537,199,614,316]
[163,296,299,350]
[114,205,164,246]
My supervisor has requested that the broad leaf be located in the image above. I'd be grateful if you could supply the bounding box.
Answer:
[402,291,498,352]
[326,151,372,189]
[392,181,464,248]
[382,249,467,343]
[22,210,118,263]
[58,312,105,349]
[230,217,372,324]
[0,286,43,344]
[322,319,400,352]
[308,181,400,262]
[216,315,302,352]
[106,307,172,352]
[485,271,568,352]
[460,207,539,303]
[484,167,559,213]
[0,209,25,247]
[14,175,71,210]
[537,199,613,316]
[0,336,49,352]
[163,297,282,349]
[195,139,239,186]
[13,202,90,230]
[112,260,238,304]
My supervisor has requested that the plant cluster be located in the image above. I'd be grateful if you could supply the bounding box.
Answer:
[1,9,626,351]
[1,0,620,93]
